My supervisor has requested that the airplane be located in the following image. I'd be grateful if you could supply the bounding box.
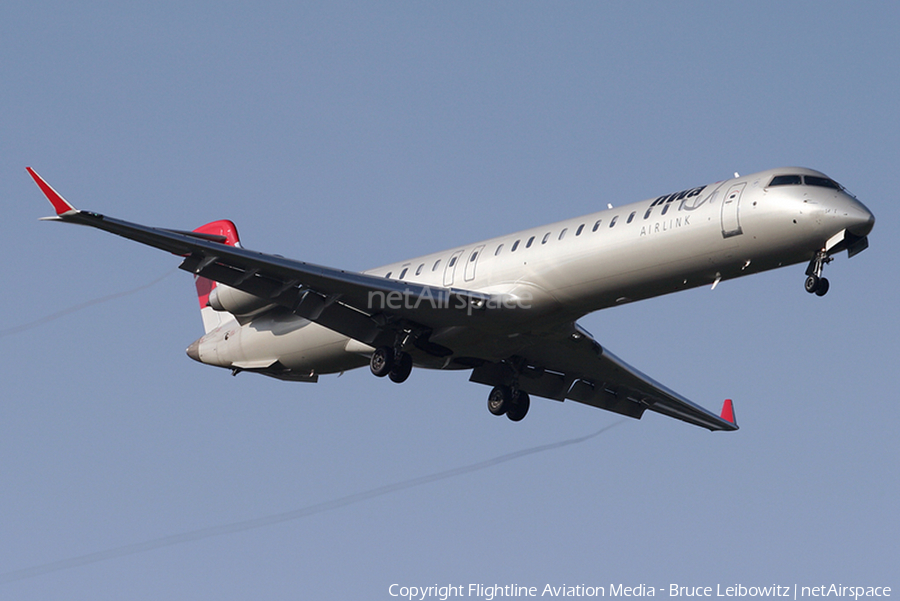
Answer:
[27,166,875,431]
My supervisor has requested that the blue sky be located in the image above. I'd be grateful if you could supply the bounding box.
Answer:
[2,2,898,599]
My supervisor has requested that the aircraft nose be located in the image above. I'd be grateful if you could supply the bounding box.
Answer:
[841,197,875,237]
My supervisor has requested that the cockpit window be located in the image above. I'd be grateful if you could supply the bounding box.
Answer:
[805,176,842,190]
[769,174,843,191]
[769,175,802,187]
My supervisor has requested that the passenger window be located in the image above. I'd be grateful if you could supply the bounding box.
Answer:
[526,236,535,248]
[399,268,408,279]
[576,224,584,236]
[495,244,503,256]
[592,220,602,232]
[448,256,457,267]
[416,264,424,275]
[661,203,670,215]
[511,240,520,252]
[432,260,441,271]
[559,228,567,240]
[542,232,550,244]
[385,272,392,279]
[470,251,478,262]
[609,216,618,228]
[627,212,636,224]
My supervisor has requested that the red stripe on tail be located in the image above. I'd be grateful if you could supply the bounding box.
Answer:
[192,220,240,308]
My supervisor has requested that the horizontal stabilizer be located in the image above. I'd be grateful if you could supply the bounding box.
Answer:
[163,229,229,243]
[192,220,241,247]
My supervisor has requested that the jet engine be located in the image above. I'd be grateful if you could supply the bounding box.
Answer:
[207,283,274,316]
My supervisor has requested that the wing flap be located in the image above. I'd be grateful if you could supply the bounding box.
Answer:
[566,379,646,420]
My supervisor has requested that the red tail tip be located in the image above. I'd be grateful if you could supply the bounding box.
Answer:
[193,220,240,247]
[192,220,241,308]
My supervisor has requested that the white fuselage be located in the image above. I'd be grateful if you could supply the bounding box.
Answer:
[192,167,874,377]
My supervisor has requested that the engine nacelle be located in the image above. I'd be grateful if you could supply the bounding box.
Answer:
[207,284,273,316]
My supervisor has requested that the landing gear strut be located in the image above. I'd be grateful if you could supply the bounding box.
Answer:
[487,385,530,422]
[805,251,833,297]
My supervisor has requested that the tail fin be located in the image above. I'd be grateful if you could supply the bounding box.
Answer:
[192,220,241,333]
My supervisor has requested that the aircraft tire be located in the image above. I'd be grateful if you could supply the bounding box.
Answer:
[487,386,511,416]
[804,275,820,294]
[388,352,413,383]
[370,346,395,377]
[815,277,830,296]
[506,391,530,422]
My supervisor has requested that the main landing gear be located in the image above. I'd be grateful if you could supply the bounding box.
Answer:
[487,385,531,422]
[370,345,413,383]
[804,250,833,297]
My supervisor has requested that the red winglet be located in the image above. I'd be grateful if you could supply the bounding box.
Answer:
[26,167,78,215]
[720,399,736,425]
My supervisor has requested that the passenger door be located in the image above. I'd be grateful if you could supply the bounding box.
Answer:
[721,183,745,238]
[464,245,485,282]
[443,250,464,287]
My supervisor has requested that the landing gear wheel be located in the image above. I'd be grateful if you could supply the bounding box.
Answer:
[805,250,834,297]
[804,275,820,294]
[388,352,413,383]
[487,386,512,416]
[506,391,530,422]
[370,346,394,377]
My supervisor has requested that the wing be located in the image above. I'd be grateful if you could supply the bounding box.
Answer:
[27,168,494,354]
[469,323,738,431]
[29,168,737,431]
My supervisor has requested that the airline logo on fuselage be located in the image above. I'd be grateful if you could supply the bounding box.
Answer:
[639,185,707,237]
[649,185,707,211]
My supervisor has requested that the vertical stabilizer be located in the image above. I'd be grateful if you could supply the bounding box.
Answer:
[192,220,241,334]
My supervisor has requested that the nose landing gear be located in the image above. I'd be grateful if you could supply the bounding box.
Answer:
[804,274,829,296]
[805,250,833,296]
